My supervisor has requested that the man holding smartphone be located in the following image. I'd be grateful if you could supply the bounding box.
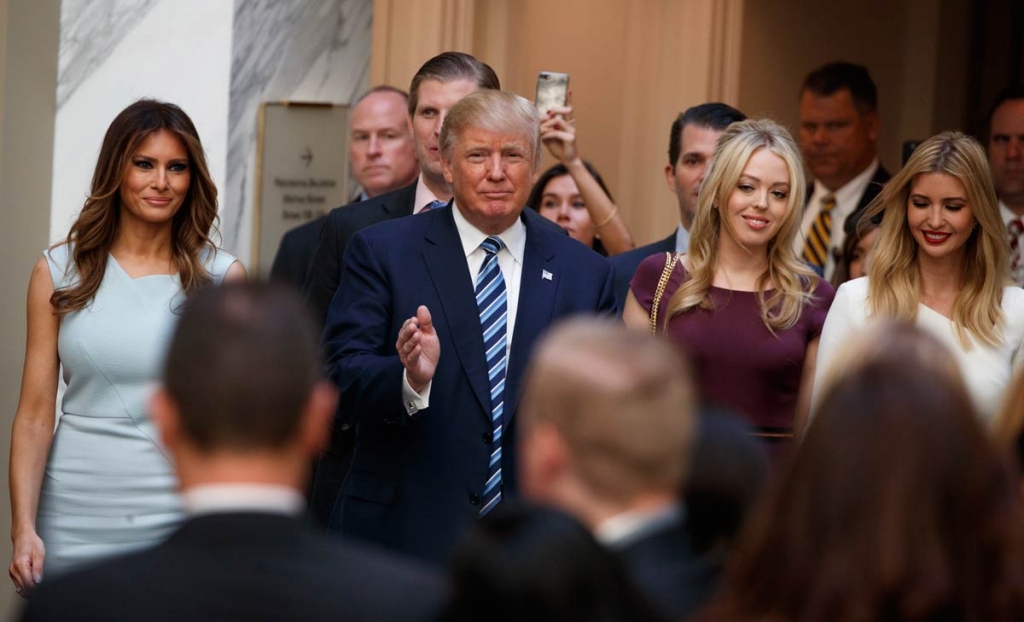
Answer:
[609,102,746,309]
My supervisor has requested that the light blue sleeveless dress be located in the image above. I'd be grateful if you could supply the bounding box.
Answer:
[36,244,236,576]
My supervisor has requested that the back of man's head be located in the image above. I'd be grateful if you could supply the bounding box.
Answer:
[521,319,696,507]
[163,282,322,452]
[408,51,500,117]
[668,102,746,166]
[801,61,878,114]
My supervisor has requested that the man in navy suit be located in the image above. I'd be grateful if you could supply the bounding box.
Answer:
[270,86,419,289]
[609,103,746,309]
[323,90,616,564]
[302,52,500,527]
[20,283,443,622]
[518,318,715,620]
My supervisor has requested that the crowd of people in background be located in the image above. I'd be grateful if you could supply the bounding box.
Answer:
[10,46,1024,621]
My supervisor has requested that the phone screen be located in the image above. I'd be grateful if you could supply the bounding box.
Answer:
[535,71,569,116]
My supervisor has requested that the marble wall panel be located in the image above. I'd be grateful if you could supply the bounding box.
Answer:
[225,0,372,265]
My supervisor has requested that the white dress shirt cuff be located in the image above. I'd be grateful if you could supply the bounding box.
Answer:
[402,370,431,415]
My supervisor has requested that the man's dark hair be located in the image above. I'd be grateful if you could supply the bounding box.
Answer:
[988,84,1024,129]
[354,84,410,107]
[801,61,878,115]
[163,282,322,451]
[408,52,500,116]
[667,102,746,166]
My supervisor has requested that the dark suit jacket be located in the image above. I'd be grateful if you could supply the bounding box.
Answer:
[270,215,327,290]
[303,181,418,329]
[324,205,616,564]
[840,165,891,234]
[616,515,721,621]
[608,233,676,312]
[19,512,444,622]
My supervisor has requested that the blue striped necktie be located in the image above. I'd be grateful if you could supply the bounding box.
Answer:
[476,236,507,517]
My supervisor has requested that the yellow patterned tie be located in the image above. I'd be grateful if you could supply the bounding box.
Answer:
[802,194,837,269]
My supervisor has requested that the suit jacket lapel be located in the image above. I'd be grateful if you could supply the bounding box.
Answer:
[505,212,558,424]
[422,208,491,415]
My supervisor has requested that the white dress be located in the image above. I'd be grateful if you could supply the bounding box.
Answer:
[814,277,1024,422]
[37,244,237,576]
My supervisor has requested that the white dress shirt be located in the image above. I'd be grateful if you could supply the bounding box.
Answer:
[674,223,690,253]
[183,484,305,517]
[595,503,685,550]
[402,203,526,414]
[413,174,444,214]
[1000,200,1024,287]
[794,159,880,280]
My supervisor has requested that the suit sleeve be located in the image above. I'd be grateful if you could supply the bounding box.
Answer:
[302,211,344,330]
[597,261,619,317]
[322,231,408,427]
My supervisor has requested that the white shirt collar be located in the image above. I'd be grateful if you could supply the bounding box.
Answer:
[675,223,690,253]
[452,200,526,264]
[811,158,879,214]
[1001,200,1020,225]
[183,484,305,517]
[413,174,444,213]
[594,503,684,550]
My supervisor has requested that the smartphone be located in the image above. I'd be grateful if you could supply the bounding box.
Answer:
[535,71,569,116]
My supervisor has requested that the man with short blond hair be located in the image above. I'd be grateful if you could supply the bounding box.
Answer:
[519,318,711,620]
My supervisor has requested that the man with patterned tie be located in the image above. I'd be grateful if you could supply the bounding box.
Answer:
[321,90,616,564]
[302,52,500,527]
[794,62,890,280]
[988,86,1024,287]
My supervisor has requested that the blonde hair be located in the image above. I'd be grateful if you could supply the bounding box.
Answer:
[521,318,696,502]
[439,90,542,169]
[668,118,818,331]
[864,131,1008,347]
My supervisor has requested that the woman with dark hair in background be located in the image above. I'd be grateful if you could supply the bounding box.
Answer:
[528,104,634,255]
[815,132,1024,421]
[9,99,245,591]
[442,503,665,622]
[705,321,1024,622]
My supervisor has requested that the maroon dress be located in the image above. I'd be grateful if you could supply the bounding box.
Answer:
[631,253,834,449]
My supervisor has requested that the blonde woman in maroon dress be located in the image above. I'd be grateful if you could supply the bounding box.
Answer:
[624,119,834,454]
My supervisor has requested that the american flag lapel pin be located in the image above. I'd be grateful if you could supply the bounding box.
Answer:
[542,269,553,281]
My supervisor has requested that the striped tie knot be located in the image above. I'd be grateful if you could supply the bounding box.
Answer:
[427,199,448,210]
[480,236,505,255]
[802,194,837,270]
[1010,217,1024,238]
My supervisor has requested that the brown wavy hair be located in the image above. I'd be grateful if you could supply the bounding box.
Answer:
[704,321,1024,622]
[51,99,219,312]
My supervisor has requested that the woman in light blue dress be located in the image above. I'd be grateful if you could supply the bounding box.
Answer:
[9,100,245,594]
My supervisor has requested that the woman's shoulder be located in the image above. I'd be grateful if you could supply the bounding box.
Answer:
[1002,286,1024,316]
[635,251,686,282]
[42,242,76,288]
[201,246,239,283]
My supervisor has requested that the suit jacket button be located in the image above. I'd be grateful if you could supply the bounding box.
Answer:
[482,432,493,443]
[469,493,481,505]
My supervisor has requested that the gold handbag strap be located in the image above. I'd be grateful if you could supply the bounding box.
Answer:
[649,252,680,336]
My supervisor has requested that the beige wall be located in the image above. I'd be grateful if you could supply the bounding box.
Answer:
[0,0,59,616]
[737,0,970,175]
[371,0,743,246]
[372,0,973,247]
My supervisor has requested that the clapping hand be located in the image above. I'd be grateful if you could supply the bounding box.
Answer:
[397,305,440,393]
